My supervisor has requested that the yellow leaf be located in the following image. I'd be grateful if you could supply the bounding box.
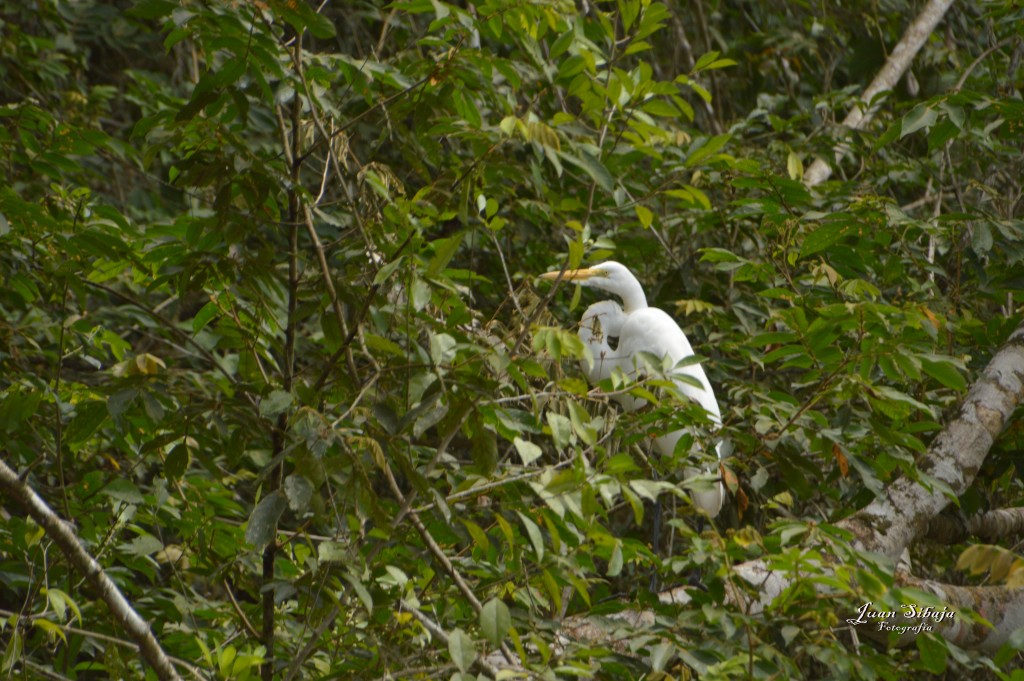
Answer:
[955,544,982,572]
[732,526,762,548]
[1006,563,1024,588]
[787,151,804,180]
[136,353,166,375]
[33,618,67,645]
[721,464,738,491]
[635,205,653,229]
[772,491,794,507]
[990,550,1016,581]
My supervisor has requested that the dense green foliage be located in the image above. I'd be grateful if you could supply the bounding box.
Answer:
[2,0,1024,678]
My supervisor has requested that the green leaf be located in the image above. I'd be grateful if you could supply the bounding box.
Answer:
[102,479,144,504]
[916,633,948,674]
[901,104,938,138]
[218,646,237,678]
[516,511,545,561]
[0,386,43,432]
[343,569,374,611]
[245,491,287,548]
[607,542,623,576]
[32,619,67,645]
[427,232,464,276]
[191,300,219,334]
[305,10,337,39]
[559,149,614,192]
[124,534,163,557]
[65,402,108,447]
[787,151,803,180]
[372,255,404,285]
[700,247,741,263]
[705,58,737,70]
[318,540,347,563]
[919,357,966,390]
[284,474,314,513]
[619,0,640,30]
[1,628,21,673]
[692,50,722,72]
[365,333,406,357]
[995,627,1024,667]
[429,332,457,366]
[461,519,492,554]
[635,204,653,228]
[260,389,293,418]
[513,437,542,465]
[870,386,934,418]
[448,628,477,673]
[45,588,81,625]
[546,412,572,450]
[480,598,511,647]
[499,115,518,137]
[763,345,807,364]
[165,443,191,479]
[549,30,574,60]
[641,97,681,117]
[685,133,731,167]
[750,331,798,346]
[800,222,848,258]
[471,425,498,473]
[125,0,176,20]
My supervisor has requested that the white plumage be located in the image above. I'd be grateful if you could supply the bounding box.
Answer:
[542,261,725,517]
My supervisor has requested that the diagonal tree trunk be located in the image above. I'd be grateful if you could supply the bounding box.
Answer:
[703,319,1024,651]
[803,0,957,186]
[0,459,184,681]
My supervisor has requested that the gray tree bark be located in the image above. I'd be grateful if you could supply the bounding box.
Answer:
[803,0,956,186]
[0,459,184,681]
[677,320,1024,653]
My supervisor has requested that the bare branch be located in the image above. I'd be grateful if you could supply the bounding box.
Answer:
[0,459,183,681]
[927,507,1024,544]
[401,601,506,678]
[804,0,955,186]
[652,320,1024,655]
[868,575,1024,653]
[842,320,1024,558]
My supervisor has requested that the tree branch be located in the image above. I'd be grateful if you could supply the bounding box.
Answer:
[650,320,1024,654]
[0,608,205,679]
[401,600,505,678]
[0,460,183,681]
[804,0,956,186]
[841,320,1024,558]
[926,507,1024,544]
[862,575,1024,654]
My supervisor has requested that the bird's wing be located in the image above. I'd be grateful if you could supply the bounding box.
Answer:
[618,307,721,422]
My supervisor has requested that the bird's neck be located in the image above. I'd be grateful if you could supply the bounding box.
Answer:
[619,284,648,312]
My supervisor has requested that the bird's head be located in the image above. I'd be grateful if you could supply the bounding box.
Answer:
[539,261,647,310]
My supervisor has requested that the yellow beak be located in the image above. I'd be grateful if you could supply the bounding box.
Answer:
[539,267,603,282]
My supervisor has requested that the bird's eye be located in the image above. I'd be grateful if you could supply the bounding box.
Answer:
[607,335,619,350]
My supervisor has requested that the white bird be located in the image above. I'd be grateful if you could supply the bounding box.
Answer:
[540,261,725,517]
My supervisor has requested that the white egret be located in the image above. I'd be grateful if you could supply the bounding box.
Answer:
[540,261,725,518]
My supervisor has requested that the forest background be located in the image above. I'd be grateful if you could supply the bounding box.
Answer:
[2,0,1024,679]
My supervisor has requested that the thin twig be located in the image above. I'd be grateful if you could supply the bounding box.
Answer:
[223,580,261,639]
[80,280,242,393]
[400,601,506,678]
[0,608,207,680]
[485,228,525,318]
